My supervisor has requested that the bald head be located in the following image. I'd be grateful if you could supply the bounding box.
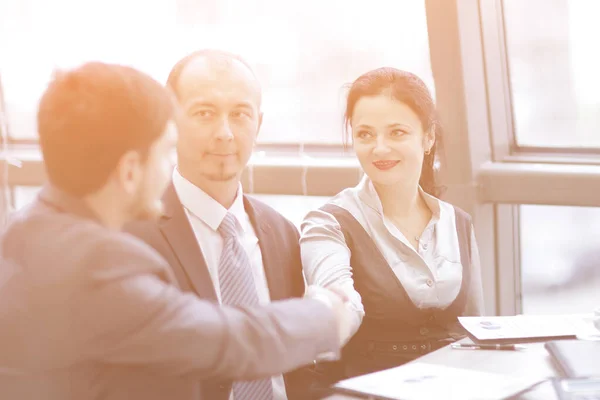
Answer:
[172,49,264,195]
[166,49,262,107]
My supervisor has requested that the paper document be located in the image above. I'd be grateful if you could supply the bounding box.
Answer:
[458,313,599,342]
[333,362,544,400]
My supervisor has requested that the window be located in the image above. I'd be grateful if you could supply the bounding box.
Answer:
[12,186,41,211]
[0,0,433,145]
[11,0,600,318]
[459,0,600,315]
[520,205,600,314]
[503,0,600,148]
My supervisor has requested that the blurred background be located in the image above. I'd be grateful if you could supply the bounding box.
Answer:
[1,0,599,315]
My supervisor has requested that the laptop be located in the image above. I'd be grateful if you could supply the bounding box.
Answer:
[552,378,600,400]
[545,340,600,378]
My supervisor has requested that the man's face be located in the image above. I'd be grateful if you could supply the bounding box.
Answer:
[175,57,262,185]
[129,121,177,221]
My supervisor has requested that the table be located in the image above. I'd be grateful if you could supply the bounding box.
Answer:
[325,338,562,399]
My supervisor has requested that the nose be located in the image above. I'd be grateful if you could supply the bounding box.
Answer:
[373,135,391,156]
[214,118,234,141]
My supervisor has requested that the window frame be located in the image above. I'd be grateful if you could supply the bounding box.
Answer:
[476,0,600,315]
[481,0,600,159]
[0,0,501,314]
[3,0,600,316]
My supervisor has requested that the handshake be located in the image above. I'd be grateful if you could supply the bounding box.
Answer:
[304,284,360,349]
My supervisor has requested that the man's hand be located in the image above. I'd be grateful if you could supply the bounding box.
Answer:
[305,285,354,347]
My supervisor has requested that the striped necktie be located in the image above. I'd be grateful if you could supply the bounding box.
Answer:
[217,212,273,400]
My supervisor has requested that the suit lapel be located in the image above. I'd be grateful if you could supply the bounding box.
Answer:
[159,184,218,301]
[244,196,286,301]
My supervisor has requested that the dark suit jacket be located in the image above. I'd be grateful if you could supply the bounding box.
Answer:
[125,183,313,400]
[0,185,339,400]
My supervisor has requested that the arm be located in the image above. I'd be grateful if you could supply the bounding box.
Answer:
[283,217,307,298]
[463,227,485,316]
[74,237,341,380]
[300,208,365,342]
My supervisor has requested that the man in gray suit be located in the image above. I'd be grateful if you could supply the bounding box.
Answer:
[0,62,347,400]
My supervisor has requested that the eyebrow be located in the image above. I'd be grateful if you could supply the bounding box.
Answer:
[387,123,413,130]
[354,123,413,130]
[234,102,255,111]
[185,100,257,112]
[186,100,216,110]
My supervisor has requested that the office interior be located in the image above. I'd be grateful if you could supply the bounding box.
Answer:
[1,0,599,319]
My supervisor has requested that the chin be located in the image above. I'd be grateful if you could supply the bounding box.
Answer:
[366,169,401,186]
[203,168,240,182]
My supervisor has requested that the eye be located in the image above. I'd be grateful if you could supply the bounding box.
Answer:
[193,110,215,118]
[356,130,373,139]
[390,129,407,137]
[232,110,251,119]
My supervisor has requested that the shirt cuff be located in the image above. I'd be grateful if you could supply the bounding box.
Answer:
[304,285,335,310]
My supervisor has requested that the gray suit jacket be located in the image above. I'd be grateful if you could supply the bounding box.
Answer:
[0,186,339,400]
[125,184,313,400]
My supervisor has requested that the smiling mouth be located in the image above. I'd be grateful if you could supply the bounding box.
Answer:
[209,153,235,157]
[372,160,400,170]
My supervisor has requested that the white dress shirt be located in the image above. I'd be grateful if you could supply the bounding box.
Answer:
[172,168,287,400]
[300,175,485,338]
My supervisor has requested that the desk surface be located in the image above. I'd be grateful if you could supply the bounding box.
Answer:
[325,339,561,399]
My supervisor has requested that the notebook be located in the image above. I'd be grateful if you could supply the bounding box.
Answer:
[331,362,544,400]
[545,340,600,378]
[458,314,599,344]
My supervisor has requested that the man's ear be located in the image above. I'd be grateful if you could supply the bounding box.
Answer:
[424,125,436,153]
[258,111,264,132]
[115,150,143,195]
[254,111,264,146]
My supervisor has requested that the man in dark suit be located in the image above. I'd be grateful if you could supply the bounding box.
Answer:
[0,62,348,400]
[125,50,335,400]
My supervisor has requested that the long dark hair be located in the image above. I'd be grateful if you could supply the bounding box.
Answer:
[344,67,444,198]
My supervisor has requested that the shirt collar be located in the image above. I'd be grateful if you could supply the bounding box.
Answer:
[172,167,247,233]
[357,174,441,223]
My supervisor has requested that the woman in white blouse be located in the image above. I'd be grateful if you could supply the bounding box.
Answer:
[300,68,485,380]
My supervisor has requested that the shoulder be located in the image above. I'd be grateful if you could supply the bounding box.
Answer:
[123,218,163,244]
[306,186,362,224]
[328,186,361,209]
[244,195,298,233]
[436,198,472,226]
[77,228,171,285]
[1,203,172,300]
[97,229,166,260]
[12,200,165,270]
[452,205,473,227]
[2,200,107,258]
[66,220,168,274]
[300,188,361,236]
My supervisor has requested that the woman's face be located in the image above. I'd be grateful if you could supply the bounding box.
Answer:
[351,94,434,189]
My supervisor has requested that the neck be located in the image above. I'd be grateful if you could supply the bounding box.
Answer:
[179,169,240,209]
[199,180,239,209]
[374,181,421,220]
[83,191,128,230]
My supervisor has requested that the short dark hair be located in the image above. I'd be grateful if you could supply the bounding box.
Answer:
[166,49,259,100]
[344,67,444,198]
[37,62,175,196]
